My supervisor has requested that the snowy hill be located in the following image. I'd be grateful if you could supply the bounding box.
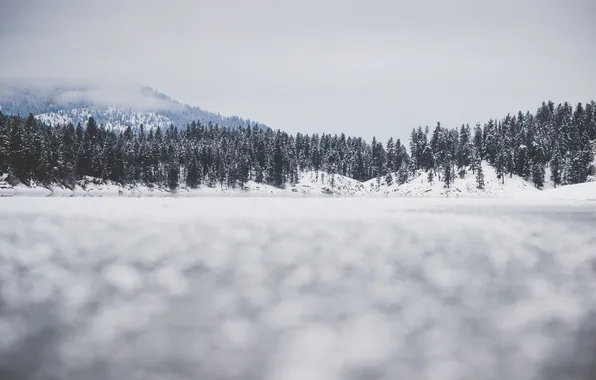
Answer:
[365,162,540,197]
[0,80,268,130]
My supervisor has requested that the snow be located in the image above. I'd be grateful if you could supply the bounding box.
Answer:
[366,161,540,197]
[104,263,143,295]
[540,182,596,201]
[2,171,369,198]
[291,171,367,195]
[2,163,593,202]
[0,177,14,197]
[0,197,595,380]
[35,107,174,131]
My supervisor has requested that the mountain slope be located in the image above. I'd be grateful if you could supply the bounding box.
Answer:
[0,80,268,130]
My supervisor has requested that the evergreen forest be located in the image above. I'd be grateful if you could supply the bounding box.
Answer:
[0,100,594,191]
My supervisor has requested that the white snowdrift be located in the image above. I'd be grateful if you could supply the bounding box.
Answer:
[540,182,596,201]
[290,171,367,195]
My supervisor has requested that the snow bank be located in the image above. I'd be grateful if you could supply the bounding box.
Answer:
[2,164,589,199]
[367,162,540,198]
[0,176,14,197]
[5,171,370,197]
[540,182,596,201]
[290,171,367,195]
[10,181,53,197]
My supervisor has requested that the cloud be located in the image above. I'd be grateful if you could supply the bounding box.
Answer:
[0,77,183,111]
[1,0,595,140]
[53,85,183,112]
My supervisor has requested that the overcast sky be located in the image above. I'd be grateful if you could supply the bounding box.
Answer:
[1,0,595,141]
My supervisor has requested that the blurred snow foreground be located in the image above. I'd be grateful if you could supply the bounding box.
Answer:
[1,197,596,380]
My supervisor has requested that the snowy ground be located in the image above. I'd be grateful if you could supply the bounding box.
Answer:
[1,197,596,380]
[1,163,593,199]
[366,162,540,197]
[0,171,367,198]
[537,182,596,201]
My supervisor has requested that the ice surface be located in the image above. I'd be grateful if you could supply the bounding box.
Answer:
[0,197,595,380]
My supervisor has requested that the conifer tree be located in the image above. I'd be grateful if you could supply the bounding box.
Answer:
[475,160,485,189]
[385,169,393,186]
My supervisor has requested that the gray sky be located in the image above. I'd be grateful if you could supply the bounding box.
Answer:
[1,0,595,141]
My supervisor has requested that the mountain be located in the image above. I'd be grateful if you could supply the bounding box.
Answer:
[0,79,268,130]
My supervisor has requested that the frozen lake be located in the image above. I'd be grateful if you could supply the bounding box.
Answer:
[1,197,596,380]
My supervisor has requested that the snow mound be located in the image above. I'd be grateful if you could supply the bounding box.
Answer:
[0,176,14,197]
[175,180,285,197]
[4,180,52,197]
[175,171,368,197]
[289,171,368,196]
[540,182,596,201]
[366,162,539,197]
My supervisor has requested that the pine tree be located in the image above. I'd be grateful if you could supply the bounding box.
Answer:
[9,117,27,183]
[254,161,264,183]
[457,124,472,178]
[238,157,250,188]
[443,162,452,188]
[186,157,200,189]
[385,170,393,186]
[550,148,563,188]
[532,161,545,189]
[0,112,9,175]
[168,165,179,190]
[473,124,483,162]
[475,161,485,189]
[59,123,77,187]
[386,137,396,172]
[397,160,410,185]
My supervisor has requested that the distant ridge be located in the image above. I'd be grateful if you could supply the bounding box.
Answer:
[0,79,268,131]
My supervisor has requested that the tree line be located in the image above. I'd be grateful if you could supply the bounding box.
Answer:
[0,112,409,190]
[409,101,595,189]
[0,100,594,191]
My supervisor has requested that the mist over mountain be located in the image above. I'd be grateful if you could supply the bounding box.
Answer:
[0,79,268,130]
